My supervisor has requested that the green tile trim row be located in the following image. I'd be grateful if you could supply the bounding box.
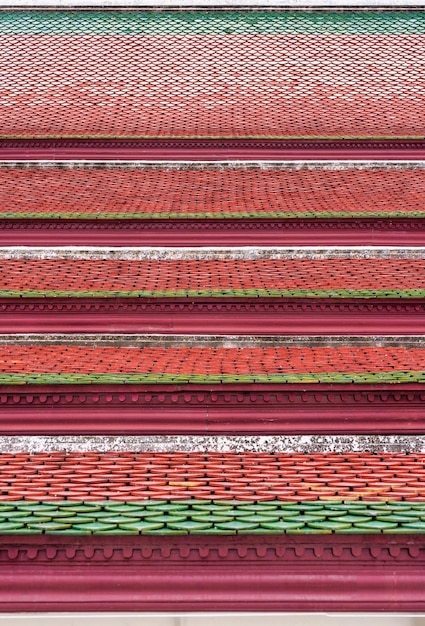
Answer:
[0,370,424,385]
[1,501,425,535]
[2,289,425,299]
[0,11,424,36]
[3,211,425,220]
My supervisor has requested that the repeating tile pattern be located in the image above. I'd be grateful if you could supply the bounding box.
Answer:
[2,256,425,298]
[0,11,424,138]
[2,165,425,220]
[0,500,425,535]
[0,451,424,534]
[0,341,424,384]
[3,8,425,550]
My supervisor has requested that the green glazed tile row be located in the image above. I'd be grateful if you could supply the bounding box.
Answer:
[1,501,425,535]
[0,371,424,386]
[1,11,424,35]
[3,211,425,220]
[2,289,425,299]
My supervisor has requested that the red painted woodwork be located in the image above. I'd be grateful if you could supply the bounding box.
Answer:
[0,298,423,335]
[0,382,423,435]
[1,534,424,612]
[1,138,425,160]
[1,219,425,246]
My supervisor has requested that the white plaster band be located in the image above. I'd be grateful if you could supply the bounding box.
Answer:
[1,2,423,9]
[0,334,422,347]
[1,435,425,454]
[0,161,424,170]
[0,247,424,260]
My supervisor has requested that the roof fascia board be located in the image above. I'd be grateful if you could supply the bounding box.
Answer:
[1,296,424,335]
[2,219,425,247]
[1,534,425,613]
[0,382,423,435]
[1,139,424,161]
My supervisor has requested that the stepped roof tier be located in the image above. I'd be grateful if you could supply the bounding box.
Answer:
[0,449,423,533]
[1,247,425,299]
[2,4,425,614]
[3,162,425,246]
[2,248,425,334]
[0,10,424,140]
[1,434,425,610]
[0,335,424,436]
[0,334,424,385]
[1,162,425,220]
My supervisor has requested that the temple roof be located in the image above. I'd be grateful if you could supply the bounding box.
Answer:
[0,10,424,139]
[1,163,424,220]
[2,248,425,298]
[0,335,423,384]
[1,4,425,612]
[0,450,423,535]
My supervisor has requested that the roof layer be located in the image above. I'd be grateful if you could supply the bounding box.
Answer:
[0,451,424,534]
[2,164,425,220]
[1,11,424,139]
[0,338,424,384]
[1,255,425,298]
[0,500,424,534]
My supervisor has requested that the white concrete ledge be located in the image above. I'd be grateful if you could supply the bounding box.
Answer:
[0,246,424,260]
[1,161,425,170]
[0,334,422,347]
[0,434,424,453]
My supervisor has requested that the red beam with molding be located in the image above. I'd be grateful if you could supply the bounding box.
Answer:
[0,534,424,612]
[2,219,425,246]
[1,138,425,161]
[0,382,423,435]
[0,298,424,335]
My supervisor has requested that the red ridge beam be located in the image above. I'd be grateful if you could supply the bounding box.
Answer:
[0,382,424,435]
[1,534,425,613]
[2,219,425,247]
[0,139,425,161]
[1,298,425,335]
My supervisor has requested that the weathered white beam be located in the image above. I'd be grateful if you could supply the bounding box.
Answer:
[0,434,424,453]
[0,0,424,8]
[0,334,422,347]
[0,247,424,260]
[0,161,424,170]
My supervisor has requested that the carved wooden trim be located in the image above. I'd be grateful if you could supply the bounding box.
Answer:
[1,534,425,612]
[2,219,425,231]
[0,138,424,160]
[1,297,424,313]
[0,297,424,334]
[0,383,424,434]
[1,218,425,246]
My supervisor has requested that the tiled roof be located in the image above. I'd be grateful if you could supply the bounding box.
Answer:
[3,6,425,612]
[0,451,424,534]
[1,11,423,138]
[2,253,424,298]
[1,164,425,220]
[0,337,423,384]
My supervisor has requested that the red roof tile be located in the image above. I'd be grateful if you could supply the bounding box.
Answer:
[1,255,424,298]
[0,339,423,384]
[1,12,424,138]
[0,451,424,503]
[1,166,424,219]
